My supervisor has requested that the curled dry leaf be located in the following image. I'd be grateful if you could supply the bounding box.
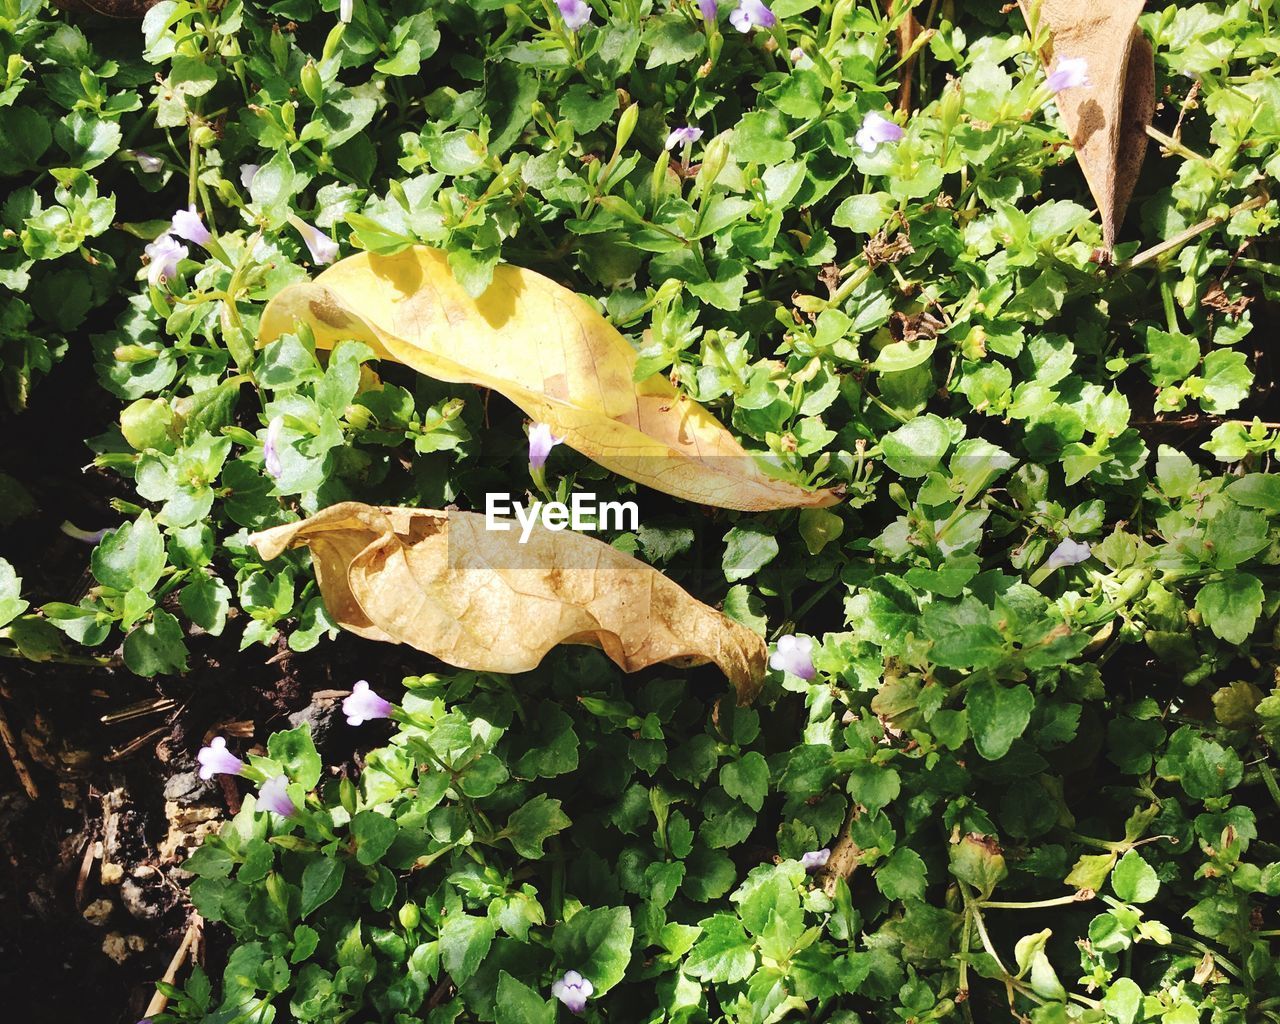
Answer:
[257,247,840,511]
[250,503,768,703]
[1019,0,1155,252]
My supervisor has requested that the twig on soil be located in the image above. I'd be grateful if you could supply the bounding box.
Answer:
[144,914,203,1019]
[818,805,864,897]
[1115,194,1269,273]
[105,725,168,762]
[0,696,38,800]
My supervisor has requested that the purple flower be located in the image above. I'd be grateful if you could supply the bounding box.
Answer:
[343,680,393,726]
[800,848,831,872]
[239,163,260,189]
[552,971,594,1014]
[339,0,353,22]
[286,214,339,265]
[263,415,285,481]
[769,634,815,680]
[528,422,564,471]
[197,737,246,781]
[1045,56,1090,93]
[132,151,164,174]
[256,775,298,818]
[729,0,775,33]
[557,0,592,31]
[1045,538,1091,572]
[171,205,212,247]
[664,125,704,151]
[144,234,188,288]
[698,0,718,20]
[855,112,904,154]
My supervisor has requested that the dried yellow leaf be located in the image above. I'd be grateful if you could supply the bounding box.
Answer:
[250,503,768,703]
[1020,0,1155,253]
[257,247,840,511]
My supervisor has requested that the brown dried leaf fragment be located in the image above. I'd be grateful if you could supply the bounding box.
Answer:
[1019,0,1155,252]
[251,503,767,704]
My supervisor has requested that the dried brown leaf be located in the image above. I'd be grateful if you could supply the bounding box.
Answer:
[251,503,767,703]
[1019,0,1155,252]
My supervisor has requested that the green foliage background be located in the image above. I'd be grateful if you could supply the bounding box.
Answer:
[2,0,1280,1021]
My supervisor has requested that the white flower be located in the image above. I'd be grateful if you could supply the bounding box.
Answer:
[769,634,815,680]
[286,213,339,265]
[855,112,905,154]
[552,970,594,1014]
[144,234,188,288]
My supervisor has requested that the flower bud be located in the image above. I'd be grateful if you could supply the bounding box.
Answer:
[114,344,159,363]
[269,25,289,70]
[344,404,373,430]
[695,135,729,192]
[938,78,964,137]
[300,60,324,107]
[281,101,296,133]
[191,124,217,147]
[614,102,639,155]
[398,903,421,929]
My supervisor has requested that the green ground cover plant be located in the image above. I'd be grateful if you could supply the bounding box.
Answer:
[2,0,1280,1021]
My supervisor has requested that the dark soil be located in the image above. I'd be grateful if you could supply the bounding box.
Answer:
[0,342,421,1023]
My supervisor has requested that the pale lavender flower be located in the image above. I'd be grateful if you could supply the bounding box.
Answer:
[770,634,815,680]
[1045,538,1091,572]
[698,0,718,20]
[552,971,594,1014]
[144,234,188,288]
[800,848,831,872]
[197,737,246,781]
[343,680,393,726]
[729,0,775,33]
[528,422,563,471]
[256,775,297,818]
[339,0,353,22]
[286,213,339,265]
[171,205,212,247]
[855,112,904,154]
[664,125,704,151]
[60,522,109,544]
[132,151,164,174]
[1045,56,1090,93]
[239,163,260,189]
[263,415,285,481]
[557,0,592,31]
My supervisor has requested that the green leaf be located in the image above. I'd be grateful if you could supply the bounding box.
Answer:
[876,847,927,901]
[0,558,29,629]
[881,414,950,478]
[848,765,900,814]
[551,907,633,994]
[720,752,769,812]
[122,609,188,677]
[966,680,1034,760]
[495,971,556,1024]
[351,810,399,865]
[1225,473,1280,513]
[684,914,755,983]
[505,794,570,858]
[922,598,1005,669]
[722,525,780,583]
[440,913,494,985]
[1112,850,1159,904]
[300,856,345,918]
[92,512,166,592]
[268,724,323,790]
[1195,573,1264,645]
[1102,977,1143,1024]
